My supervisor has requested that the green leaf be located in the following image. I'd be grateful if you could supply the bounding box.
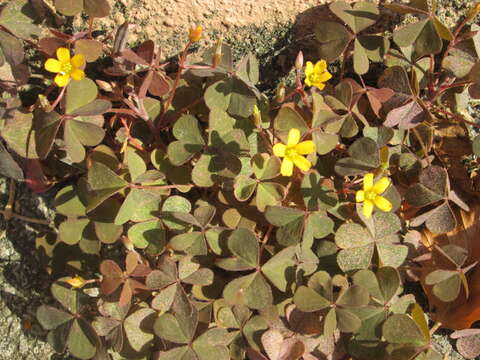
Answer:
[84,0,111,18]
[393,19,428,48]
[170,232,206,255]
[354,37,370,75]
[123,308,156,353]
[233,175,257,201]
[128,220,165,250]
[261,246,296,291]
[0,141,23,180]
[86,162,128,212]
[252,153,281,180]
[161,195,192,230]
[168,115,205,166]
[432,17,453,41]
[473,135,480,157]
[67,319,98,360]
[54,185,87,217]
[66,78,98,115]
[192,328,231,360]
[154,312,197,344]
[274,105,308,142]
[256,182,285,212]
[316,21,353,62]
[54,0,83,16]
[0,30,24,66]
[414,19,443,58]
[51,280,86,314]
[58,218,89,245]
[0,0,41,39]
[301,171,338,210]
[34,110,62,159]
[223,273,272,310]
[293,286,330,312]
[2,111,39,159]
[264,206,303,227]
[411,303,430,343]
[383,314,426,345]
[37,306,73,330]
[228,228,259,268]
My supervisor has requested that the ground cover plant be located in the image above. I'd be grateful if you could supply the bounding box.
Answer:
[2,0,480,359]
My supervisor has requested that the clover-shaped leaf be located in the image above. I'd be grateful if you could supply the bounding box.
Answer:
[301,170,338,211]
[334,137,380,176]
[100,252,150,306]
[169,204,223,255]
[204,76,257,118]
[316,1,389,74]
[234,154,286,211]
[55,181,123,252]
[294,271,369,335]
[35,78,110,162]
[265,206,334,247]
[0,0,41,39]
[451,329,480,359]
[147,255,213,315]
[37,279,99,359]
[406,166,468,233]
[335,212,407,271]
[388,0,452,59]
[167,114,205,166]
[54,0,110,17]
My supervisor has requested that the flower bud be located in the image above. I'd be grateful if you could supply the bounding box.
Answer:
[66,275,87,289]
[295,51,304,70]
[275,82,286,103]
[212,37,223,68]
[189,25,203,43]
[252,104,261,128]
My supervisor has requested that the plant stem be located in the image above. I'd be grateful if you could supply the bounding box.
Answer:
[48,85,67,112]
[160,41,192,124]
[0,210,51,225]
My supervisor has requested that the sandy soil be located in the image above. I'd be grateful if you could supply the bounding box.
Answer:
[79,0,327,54]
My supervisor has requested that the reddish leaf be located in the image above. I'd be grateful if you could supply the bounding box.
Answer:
[25,159,51,193]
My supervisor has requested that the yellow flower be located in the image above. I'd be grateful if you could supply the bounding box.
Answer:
[356,173,393,218]
[304,60,332,90]
[189,25,203,42]
[273,128,316,176]
[66,275,87,289]
[44,47,85,87]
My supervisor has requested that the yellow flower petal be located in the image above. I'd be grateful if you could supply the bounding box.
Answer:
[71,53,85,68]
[363,200,374,218]
[374,195,392,212]
[44,58,61,73]
[287,128,301,146]
[305,61,314,77]
[356,190,365,202]
[70,68,85,81]
[314,59,327,73]
[280,158,294,176]
[54,73,70,87]
[292,155,312,172]
[273,143,286,157]
[373,177,390,195]
[316,71,332,83]
[305,77,312,87]
[295,140,316,155]
[363,173,374,192]
[315,82,326,90]
[56,47,70,63]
